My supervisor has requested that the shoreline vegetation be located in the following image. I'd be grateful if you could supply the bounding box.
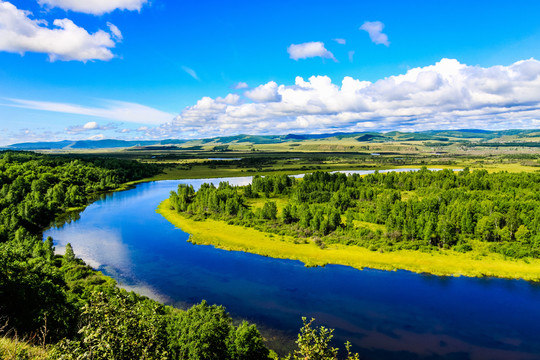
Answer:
[159,167,540,282]
[0,151,279,359]
[157,199,540,281]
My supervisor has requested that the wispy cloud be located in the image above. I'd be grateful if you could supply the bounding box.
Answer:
[38,0,148,15]
[4,98,174,125]
[232,82,249,89]
[150,58,540,138]
[182,66,200,81]
[333,38,346,45]
[287,41,337,61]
[107,22,123,41]
[0,1,119,62]
[360,21,390,46]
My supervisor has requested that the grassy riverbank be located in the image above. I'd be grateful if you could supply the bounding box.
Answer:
[158,199,540,281]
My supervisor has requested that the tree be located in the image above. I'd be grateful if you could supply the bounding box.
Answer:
[168,301,235,360]
[281,204,294,224]
[43,236,55,261]
[515,225,531,243]
[232,321,269,360]
[261,201,277,220]
[63,243,75,263]
[284,317,361,360]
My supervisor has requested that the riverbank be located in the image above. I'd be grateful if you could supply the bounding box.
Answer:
[158,199,540,281]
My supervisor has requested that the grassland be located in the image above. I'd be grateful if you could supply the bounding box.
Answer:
[41,129,539,183]
[0,337,48,360]
[157,199,540,281]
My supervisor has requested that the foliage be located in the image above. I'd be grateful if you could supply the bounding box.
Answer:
[49,291,169,360]
[283,318,359,360]
[169,168,540,259]
[167,301,268,360]
[0,151,270,359]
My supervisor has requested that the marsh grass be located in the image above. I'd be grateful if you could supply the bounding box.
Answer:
[0,337,48,360]
[158,199,540,281]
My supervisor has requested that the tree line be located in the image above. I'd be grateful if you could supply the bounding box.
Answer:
[169,168,540,258]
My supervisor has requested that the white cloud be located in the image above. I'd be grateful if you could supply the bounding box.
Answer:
[84,121,99,129]
[216,93,241,105]
[88,134,104,140]
[5,98,174,125]
[232,82,249,89]
[287,41,337,61]
[0,1,119,61]
[360,21,390,46]
[38,0,147,15]
[107,22,123,41]
[65,121,117,133]
[333,38,346,45]
[244,82,281,103]
[155,58,540,138]
[182,66,199,81]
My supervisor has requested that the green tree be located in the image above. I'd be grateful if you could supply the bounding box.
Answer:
[284,318,361,360]
[63,243,75,263]
[232,321,269,360]
[168,301,235,360]
[261,201,277,220]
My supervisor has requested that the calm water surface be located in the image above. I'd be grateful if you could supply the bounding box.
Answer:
[45,174,540,360]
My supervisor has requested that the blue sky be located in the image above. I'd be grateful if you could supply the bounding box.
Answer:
[1,0,540,145]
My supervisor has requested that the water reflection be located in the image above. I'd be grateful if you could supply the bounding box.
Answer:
[44,173,540,360]
[47,226,129,271]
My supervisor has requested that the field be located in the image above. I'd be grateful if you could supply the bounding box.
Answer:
[32,129,539,182]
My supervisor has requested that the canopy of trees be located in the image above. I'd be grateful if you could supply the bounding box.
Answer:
[169,169,540,259]
[0,151,276,359]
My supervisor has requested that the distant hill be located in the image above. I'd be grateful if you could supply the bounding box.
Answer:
[7,139,186,150]
[6,129,540,150]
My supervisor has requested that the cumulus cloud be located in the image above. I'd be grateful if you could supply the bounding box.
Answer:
[287,41,337,61]
[5,98,174,125]
[182,66,199,81]
[38,0,147,15]
[154,58,540,138]
[244,82,281,103]
[360,21,390,46]
[0,1,119,61]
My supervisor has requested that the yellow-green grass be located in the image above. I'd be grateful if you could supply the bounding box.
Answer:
[0,337,48,360]
[352,220,386,232]
[158,199,540,281]
[478,162,540,173]
[246,197,290,214]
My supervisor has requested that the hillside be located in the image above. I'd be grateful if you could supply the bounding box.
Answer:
[6,129,540,151]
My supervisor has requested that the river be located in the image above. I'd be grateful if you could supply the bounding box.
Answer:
[44,173,540,360]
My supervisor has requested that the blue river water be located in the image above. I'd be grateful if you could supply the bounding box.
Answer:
[44,175,540,360]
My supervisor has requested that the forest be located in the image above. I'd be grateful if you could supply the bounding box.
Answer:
[0,150,361,359]
[169,168,540,260]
